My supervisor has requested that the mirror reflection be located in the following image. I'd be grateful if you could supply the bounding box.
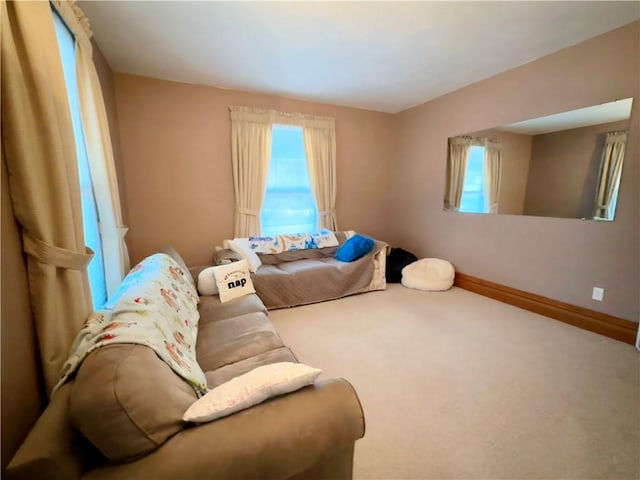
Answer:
[444,98,633,221]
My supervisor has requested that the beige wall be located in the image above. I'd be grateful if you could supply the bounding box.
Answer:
[390,22,639,321]
[463,128,533,215]
[114,75,395,266]
[1,155,43,470]
[524,120,630,219]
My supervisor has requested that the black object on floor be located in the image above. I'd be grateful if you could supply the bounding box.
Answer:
[386,247,418,283]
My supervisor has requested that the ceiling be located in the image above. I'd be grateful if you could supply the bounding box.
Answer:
[80,1,640,114]
[498,98,634,135]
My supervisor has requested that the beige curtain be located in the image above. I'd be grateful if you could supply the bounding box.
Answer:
[230,107,273,237]
[593,131,627,220]
[303,119,337,230]
[1,0,94,395]
[445,136,472,211]
[53,1,130,297]
[483,140,502,214]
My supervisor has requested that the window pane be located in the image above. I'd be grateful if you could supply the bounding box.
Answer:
[459,146,487,214]
[261,125,318,236]
[53,10,107,309]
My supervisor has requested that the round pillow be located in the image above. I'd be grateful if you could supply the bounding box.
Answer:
[401,258,455,291]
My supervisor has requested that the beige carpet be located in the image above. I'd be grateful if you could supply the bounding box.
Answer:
[269,285,639,480]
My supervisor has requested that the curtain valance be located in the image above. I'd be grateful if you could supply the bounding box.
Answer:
[229,106,337,235]
[229,106,335,129]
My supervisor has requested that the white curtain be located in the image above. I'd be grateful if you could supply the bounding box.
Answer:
[229,107,273,237]
[53,1,130,298]
[61,11,130,298]
[229,107,337,235]
[593,131,627,220]
[3,0,95,394]
[445,136,471,211]
[483,140,502,214]
[303,119,337,230]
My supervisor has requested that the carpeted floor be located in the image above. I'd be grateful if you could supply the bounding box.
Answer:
[269,285,639,480]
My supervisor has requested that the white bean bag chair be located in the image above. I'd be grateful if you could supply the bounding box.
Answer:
[401,258,455,291]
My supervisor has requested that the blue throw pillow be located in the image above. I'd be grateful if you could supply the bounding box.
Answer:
[334,234,375,262]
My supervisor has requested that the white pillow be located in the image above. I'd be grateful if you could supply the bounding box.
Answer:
[183,362,322,423]
[212,259,256,303]
[226,239,262,273]
[197,266,218,295]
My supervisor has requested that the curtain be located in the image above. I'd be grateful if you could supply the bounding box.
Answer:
[445,136,472,211]
[229,107,336,236]
[303,119,337,230]
[230,107,273,237]
[1,0,94,395]
[483,140,502,214]
[51,1,130,298]
[593,131,627,220]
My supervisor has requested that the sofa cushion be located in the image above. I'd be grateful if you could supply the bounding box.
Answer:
[252,255,377,309]
[205,347,298,388]
[198,294,267,326]
[258,246,338,265]
[274,258,337,275]
[196,312,284,372]
[69,344,197,462]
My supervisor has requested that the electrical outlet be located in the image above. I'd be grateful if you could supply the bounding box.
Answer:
[592,287,604,302]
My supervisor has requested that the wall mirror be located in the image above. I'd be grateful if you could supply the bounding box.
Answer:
[443,97,633,221]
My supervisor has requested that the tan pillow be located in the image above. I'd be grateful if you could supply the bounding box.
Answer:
[183,362,321,423]
[69,344,197,461]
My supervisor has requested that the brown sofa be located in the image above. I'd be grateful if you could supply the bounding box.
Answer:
[6,249,365,480]
[219,232,389,310]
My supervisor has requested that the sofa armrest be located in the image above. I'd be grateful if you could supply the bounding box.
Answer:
[83,378,365,480]
[5,383,100,480]
[213,248,243,265]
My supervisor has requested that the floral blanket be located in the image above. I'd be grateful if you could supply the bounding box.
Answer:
[54,253,208,397]
[245,229,339,254]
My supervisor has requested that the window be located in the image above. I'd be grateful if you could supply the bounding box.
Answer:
[53,10,107,309]
[459,145,488,214]
[607,178,620,220]
[261,125,318,236]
